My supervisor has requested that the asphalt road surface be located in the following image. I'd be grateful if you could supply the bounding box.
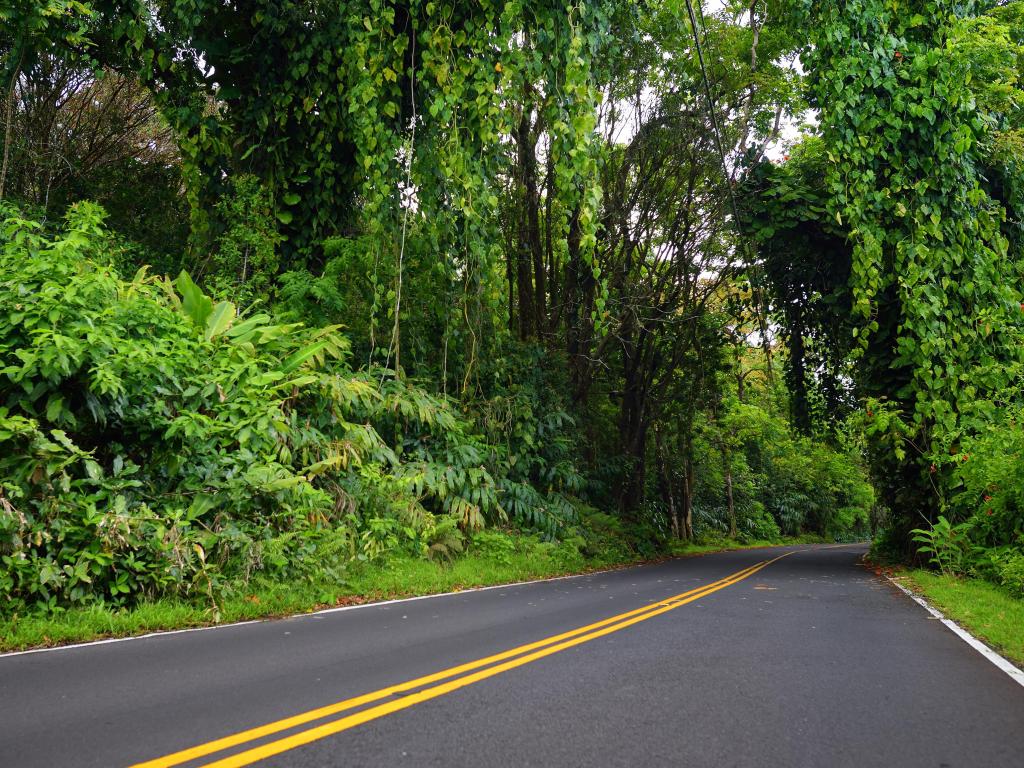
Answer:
[3,543,1024,767]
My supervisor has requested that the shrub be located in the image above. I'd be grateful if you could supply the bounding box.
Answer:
[0,204,580,613]
[911,516,976,576]
[197,175,282,303]
[468,530,518,567]
[998,552,1024,598]
[738,505,781,543]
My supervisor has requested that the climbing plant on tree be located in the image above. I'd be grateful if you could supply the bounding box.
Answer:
[742,139,858,438]
[6,1,617,385]
[791,0,1024,542]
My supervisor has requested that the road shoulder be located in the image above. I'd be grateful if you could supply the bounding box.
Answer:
[889,569,1024,678]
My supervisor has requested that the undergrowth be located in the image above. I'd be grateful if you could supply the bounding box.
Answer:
[0,530,829,652]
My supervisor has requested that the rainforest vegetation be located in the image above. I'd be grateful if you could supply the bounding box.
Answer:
[0,0,1022,626]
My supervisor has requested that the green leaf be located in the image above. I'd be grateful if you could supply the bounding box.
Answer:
[204,301,237,341]
[45,395,64,422]
[224,313,273,341]
[174,271,214,329]
[281,340,330,373]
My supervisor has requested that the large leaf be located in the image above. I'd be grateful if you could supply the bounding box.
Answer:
[174,271,213,329]
[281,339,330,373]
[224,313,272,341]
[204,301,237,341]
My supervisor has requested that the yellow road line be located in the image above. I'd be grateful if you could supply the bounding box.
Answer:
[130,554,789,768]
[129,560,764,768]
[202,554,788,768]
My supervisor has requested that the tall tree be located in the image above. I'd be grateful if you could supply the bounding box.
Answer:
[793,0,1024,545]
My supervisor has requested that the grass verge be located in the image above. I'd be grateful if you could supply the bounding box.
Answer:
[0,533,830,654]
[897,569,1024,667]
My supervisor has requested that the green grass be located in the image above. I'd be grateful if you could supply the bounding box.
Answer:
[0,533,829,653]
[899,570,1024,667]
[666,533,831,557]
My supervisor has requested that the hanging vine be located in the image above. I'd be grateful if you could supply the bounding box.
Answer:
[795,0,1024,523]
[12,1,616,385]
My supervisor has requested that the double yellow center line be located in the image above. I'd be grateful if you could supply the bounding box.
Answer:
[130,552,791,768]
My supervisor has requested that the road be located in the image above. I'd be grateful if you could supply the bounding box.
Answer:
[2,543,1024,767]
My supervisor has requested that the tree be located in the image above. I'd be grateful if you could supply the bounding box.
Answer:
[786,0,1024,547]
[1,0,95,199]
[575,2,802,515]
[0,53,186,261]
[742,138,858,438]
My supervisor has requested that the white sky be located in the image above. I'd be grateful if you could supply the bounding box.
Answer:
[603,0,809,162]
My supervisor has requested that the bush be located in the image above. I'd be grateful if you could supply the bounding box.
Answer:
[196,175,282,303]
[904,401,1024,596]
[469,529,518,566]
[911,516,976,576]
[998,552,1024,598]
[0,204,583,613]
[950,404,1024,550]
[738,505,781,543]
[576,508,634,563]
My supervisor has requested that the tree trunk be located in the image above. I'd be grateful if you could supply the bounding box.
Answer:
[681,432,695,540]
[564,207,592,403]
[526,156,544,338]
[620,424,648,514]
[0,48,24,202]
[683,452,695,540]
[724,448,736,538]
[617,352,650,514]
[513,111,545,341]
[544,147,558,329]
[787,309,812,435]
[506,232,517,334]
[514,113,536,340]
[655,427,678,538]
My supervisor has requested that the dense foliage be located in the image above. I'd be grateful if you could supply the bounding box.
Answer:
[744,1,1024,594]
[0,205,588,610]
[12,0,982,621]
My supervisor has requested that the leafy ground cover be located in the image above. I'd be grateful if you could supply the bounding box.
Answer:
[897,570,1024,668]
[0,532,825,653]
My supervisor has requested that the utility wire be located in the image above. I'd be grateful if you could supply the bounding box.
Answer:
[681,0,774,381]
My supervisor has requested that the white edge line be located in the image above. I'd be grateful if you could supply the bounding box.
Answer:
[0,541,833,661]
[0,620,265,660]
[888,576,1024,689]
